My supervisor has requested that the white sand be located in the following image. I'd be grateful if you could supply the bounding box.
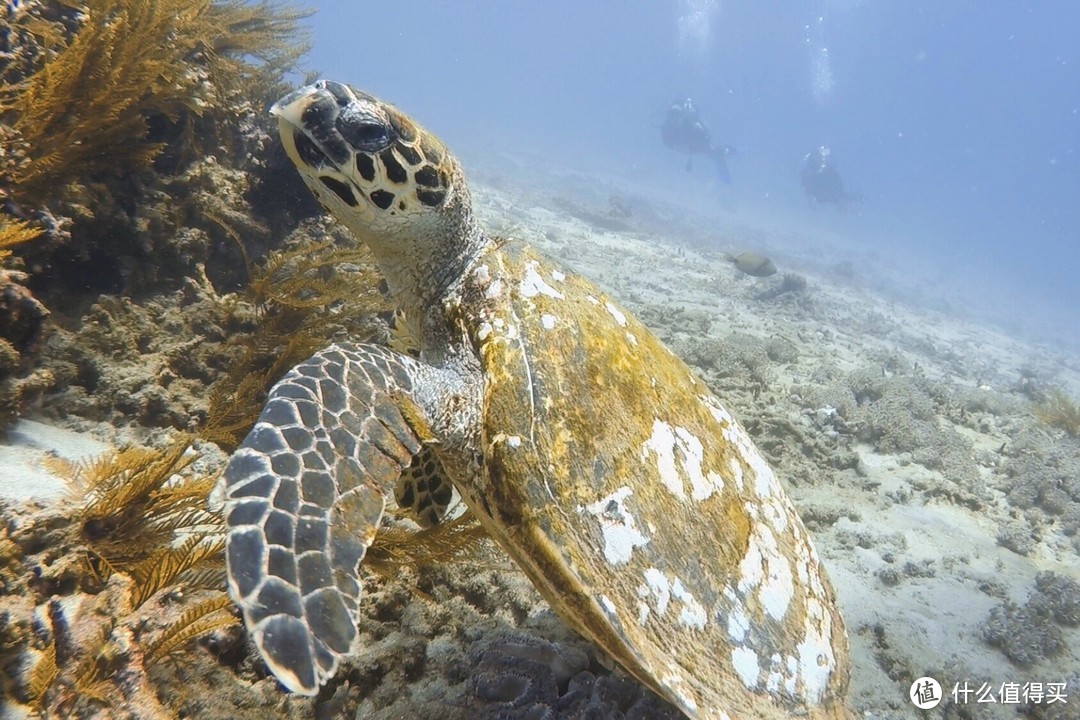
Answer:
[0,419,108,502]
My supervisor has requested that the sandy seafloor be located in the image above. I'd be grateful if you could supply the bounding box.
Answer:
[2,151,1079,720]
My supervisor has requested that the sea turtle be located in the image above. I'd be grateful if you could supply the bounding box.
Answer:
[216,80,851,719]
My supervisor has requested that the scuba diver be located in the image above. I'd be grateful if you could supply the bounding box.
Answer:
[661,98,736,183]
[800,145,860,211]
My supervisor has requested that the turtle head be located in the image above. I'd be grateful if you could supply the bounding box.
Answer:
[271,81,482,307]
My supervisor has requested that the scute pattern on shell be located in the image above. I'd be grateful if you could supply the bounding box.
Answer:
[453,242,850,719]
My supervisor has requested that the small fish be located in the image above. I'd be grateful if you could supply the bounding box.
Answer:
[724,252,777,277]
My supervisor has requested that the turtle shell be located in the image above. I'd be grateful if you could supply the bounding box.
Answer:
[454,240,850,720]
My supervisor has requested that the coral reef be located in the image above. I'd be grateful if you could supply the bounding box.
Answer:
[40,286,236,429]
[754,271,810,305]
[200,220,389,451]
[795,363,987,507]
[36,220,388,437]
[995,522,1038,556]
[675,331,777,391]
[0,0,317,428]
[1,0,310,209]
[0,437,237,716]
[981,572,1079,666]
[0,267,50,426]
[1002,427,1080,550]
[337,583,683,720]
[462,633,683,719]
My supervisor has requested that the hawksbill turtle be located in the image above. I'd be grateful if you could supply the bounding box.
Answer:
[216,80,851,719]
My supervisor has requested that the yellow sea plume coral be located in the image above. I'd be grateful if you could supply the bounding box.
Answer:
[1034,388,1080,438]
[0,217,42,265]
[1,0,311,208]
[48,436,223,584]
[5,438,237,716]
[201,236,389,450]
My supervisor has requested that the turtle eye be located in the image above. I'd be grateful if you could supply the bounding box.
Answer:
[338,115,390,151]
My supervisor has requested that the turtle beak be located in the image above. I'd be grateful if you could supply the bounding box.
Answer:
[270,82,352,169]
[270,80,353,123]
[268,86,311,124]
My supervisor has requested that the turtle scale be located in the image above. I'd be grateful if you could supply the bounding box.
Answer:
[217,80,851,720]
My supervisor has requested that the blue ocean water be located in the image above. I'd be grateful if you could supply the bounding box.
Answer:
[300,1,1078,346]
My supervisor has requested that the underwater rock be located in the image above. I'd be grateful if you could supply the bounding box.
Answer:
[548,195,636,233]
[459,632,680,718]
[1002,427,1080,548]
[982,600,1064,666]
[754,272,809,303]
[0,268,51,426]
[0,269,48,357]
[980,572,1079,667]
[996,522,1038,556]
[797,366,987,505]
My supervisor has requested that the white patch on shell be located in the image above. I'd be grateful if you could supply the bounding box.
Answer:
[640,420,725,502]
[485,278,503,299]
[586,294,600,305]
[582,486,649,565]
[625,331,637,347]
[671,578,707,630]
[701,394,780,499]
[762,494,789,533]
[766,662,782,693]
[604,301,627,326]
[661,671,699,713]
[642,568,670,616]
[472,263,490,283]
[641,421,684,500]
[505,435,521,449]
[738,522,795,621]
[797,596,837,703]
[786,655,799,695]
[476,322,493,341]
[640,570,706,630]
[551,269,566,281]
[731,646,760,689]
[520,260,564,299]
[728,456,744,492]
[541,313,557,330]
[599,594,617,617]
[727,606,750,642]
[797,555,810,585]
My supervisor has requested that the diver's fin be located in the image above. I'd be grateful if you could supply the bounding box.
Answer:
[708,145,731,184]
[714,156,731,184]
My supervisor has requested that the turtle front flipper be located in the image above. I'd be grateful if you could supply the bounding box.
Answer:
[218,341,448,695]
